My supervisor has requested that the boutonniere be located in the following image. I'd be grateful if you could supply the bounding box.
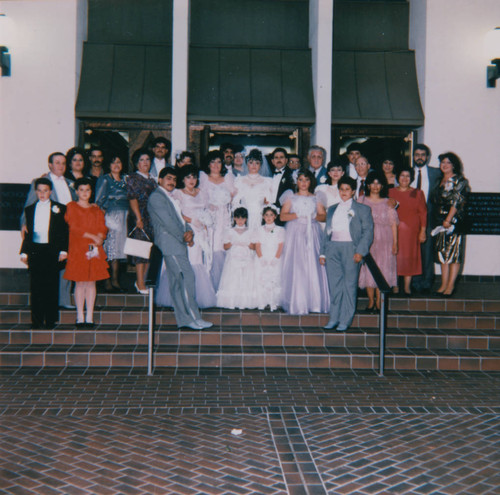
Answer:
[281,177,286,184]
[348,209,355,220]
[52,205,60,214]
[319,176,327,184]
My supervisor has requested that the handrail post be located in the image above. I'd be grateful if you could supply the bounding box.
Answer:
[378,292,387,376]
[147,287,154,376]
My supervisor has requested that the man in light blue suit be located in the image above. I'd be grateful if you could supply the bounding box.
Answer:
[147,167,213,330]
[320,176,374,331]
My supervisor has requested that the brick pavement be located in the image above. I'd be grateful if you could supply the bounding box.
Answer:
[0,370,499,494]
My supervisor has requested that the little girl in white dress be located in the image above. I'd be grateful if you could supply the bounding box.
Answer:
[255,206,285,311]
[216,207,257,309]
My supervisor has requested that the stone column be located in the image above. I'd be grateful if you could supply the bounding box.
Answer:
[171,0,190,156]
[309,0,334,160]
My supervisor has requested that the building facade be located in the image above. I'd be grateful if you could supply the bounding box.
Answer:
[0,0,499,274]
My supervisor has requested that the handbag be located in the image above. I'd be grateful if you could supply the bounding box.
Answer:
[123,227,153,259]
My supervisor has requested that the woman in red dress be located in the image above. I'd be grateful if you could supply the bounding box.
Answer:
[389,167,427,295]
[64,178,109,328]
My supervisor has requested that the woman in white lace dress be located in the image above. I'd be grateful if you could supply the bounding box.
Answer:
[199,150,235,290]
[232,148,273,231]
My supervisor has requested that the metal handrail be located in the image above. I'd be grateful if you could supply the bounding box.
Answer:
[363,253,392,376]
[145,245,163,376]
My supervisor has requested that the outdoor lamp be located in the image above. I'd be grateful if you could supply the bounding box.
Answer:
[485,27,500,88]
[0,14,11,76]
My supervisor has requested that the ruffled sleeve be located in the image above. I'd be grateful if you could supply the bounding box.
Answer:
[451,176,470,213]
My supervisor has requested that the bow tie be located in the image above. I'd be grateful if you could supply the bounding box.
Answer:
[274,169,284,175]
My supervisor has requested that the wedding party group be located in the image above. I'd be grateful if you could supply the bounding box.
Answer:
[20,140,470,331]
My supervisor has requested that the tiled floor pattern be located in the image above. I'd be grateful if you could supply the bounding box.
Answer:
[1,370,499,494]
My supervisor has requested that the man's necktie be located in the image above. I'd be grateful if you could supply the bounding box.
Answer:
[416,169,422,190]
[359,179,365,196]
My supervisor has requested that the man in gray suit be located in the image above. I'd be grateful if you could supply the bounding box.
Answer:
[320,176,374,331]
[22,152,77,309]
[147,167,213,330]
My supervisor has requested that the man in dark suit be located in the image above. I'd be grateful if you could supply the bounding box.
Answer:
[320,176,374,332]
[410,144,441,294]
[147,168,213,330]
[269,148,295,224]
[150,137,172,180]
[20,178,68,329]
[22,152,77,308]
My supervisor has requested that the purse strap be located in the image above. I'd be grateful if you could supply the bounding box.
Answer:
[128,226,151,242]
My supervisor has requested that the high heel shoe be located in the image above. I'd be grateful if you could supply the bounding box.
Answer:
[134,281,149,295]
[111,284,125,293]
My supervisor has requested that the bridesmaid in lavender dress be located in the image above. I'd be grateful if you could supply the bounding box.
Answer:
[358,172,399,311]
[156,165,217,309]
[199,150,235,290]
[280,170,330,315]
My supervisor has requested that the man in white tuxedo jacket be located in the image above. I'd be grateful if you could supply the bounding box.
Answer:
[147,167,213,330]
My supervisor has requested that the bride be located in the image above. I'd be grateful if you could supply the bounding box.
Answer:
[232,148,273,231]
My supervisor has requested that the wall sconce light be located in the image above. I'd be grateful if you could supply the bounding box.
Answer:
[485,27,500,88]
[0,14,11,77]
[0,46,10,77]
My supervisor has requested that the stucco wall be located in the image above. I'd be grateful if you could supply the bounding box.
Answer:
[410,0,500,275]
[0,0,84,268]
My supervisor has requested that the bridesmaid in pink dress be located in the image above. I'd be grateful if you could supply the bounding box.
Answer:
[358,172,399,311]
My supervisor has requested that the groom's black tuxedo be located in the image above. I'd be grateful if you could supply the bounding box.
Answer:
[20,200,68,328]
[271,166,295,226]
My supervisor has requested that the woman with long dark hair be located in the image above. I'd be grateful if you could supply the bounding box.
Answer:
[431,152,470,297]
[280,170,329,315]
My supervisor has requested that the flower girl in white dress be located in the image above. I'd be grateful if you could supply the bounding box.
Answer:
[255,206,285,311]
[216,207,257,309]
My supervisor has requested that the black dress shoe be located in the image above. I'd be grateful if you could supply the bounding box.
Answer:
[75,322,85,329]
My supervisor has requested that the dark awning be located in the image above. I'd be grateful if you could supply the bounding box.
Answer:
[76,42,172,120]
[188,47,315,124]
[331,50,424,127]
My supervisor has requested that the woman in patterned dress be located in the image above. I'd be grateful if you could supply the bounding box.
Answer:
[126,148,157,294]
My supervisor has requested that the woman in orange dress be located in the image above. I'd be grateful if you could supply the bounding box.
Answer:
[64,178,109,328]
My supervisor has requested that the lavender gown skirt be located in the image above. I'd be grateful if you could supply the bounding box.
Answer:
[280,217,330,315]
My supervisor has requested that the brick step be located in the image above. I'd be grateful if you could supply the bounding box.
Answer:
[1,325,499,350]
[1,307,499,329]
[2,292,500,313]
[1,343,499,371]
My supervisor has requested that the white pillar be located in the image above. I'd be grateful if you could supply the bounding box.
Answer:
[171,0,189,156]
[309,0,334,160]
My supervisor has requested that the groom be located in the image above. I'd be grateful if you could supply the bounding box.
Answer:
[320,176,373,331]
[147,167,213,330]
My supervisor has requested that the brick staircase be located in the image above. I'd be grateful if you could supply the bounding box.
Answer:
[1,292,499,371]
